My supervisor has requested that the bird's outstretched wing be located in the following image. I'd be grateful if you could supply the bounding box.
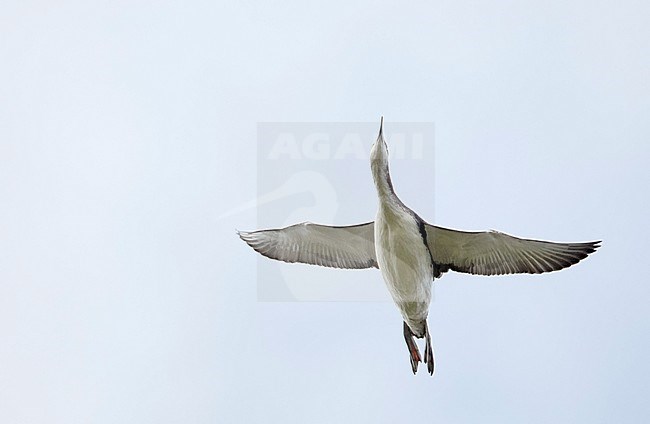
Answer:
[238,222,378,269]
[425,224,601,276]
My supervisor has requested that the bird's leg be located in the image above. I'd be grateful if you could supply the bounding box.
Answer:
[423,320,435,376]
[403,321,421,374]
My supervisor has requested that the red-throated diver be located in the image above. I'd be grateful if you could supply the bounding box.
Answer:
[239,117,600,376]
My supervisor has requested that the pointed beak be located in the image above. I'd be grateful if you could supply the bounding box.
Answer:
[378,116,384,140]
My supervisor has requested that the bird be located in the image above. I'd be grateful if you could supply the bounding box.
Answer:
[239,117,601,376]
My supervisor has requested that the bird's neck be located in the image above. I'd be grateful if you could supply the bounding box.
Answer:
[371,157,400,208]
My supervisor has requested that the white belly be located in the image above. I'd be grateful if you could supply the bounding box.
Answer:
[375,207,433,336]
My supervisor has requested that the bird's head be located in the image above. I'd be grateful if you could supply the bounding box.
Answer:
[370,116,389,168]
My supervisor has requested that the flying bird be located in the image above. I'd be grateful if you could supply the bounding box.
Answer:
[239,118,600,376]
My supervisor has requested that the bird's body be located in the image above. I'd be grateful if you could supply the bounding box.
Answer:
[370,120,433,342]
[239,117,600,376]
[375,200,433,337]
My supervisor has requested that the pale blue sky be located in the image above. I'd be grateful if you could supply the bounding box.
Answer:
[1,1,649,423]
